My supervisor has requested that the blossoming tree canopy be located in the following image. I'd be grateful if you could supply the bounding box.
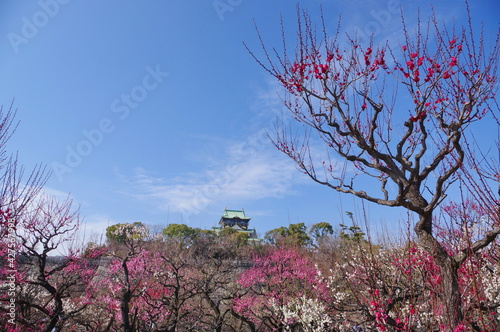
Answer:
[234,247,331,329]
[105,222,149,244]
[246,2,499,329]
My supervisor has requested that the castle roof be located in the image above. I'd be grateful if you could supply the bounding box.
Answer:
[218,208,251,228]
[221,208,250,221]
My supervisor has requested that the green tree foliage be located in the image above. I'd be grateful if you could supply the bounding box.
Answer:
[162,223,201,241]
[264,223,311,246]
[339,224,366,243]
[218,227,238,237]
[264,226,287,245]
[214,227,252,247]
[340,212,366,243]
[309,222,334,241]
[288,223,311,246]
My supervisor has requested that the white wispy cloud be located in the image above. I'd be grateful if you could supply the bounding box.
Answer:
[127,146,300,218]
[114,72,307,220]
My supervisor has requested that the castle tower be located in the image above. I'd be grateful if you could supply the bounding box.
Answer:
[212,208,260,242]
[219,208,251,229]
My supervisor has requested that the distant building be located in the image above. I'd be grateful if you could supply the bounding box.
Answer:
[219,208,251,229]
[212,208,260,242]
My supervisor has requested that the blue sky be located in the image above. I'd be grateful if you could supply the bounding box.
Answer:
[0,0,498,246]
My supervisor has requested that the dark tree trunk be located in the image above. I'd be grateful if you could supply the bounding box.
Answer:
[44,296,63,332]
[120,258,132,332]
[415,213,462,328]
[120,288,132,332]
[406,184,462,328]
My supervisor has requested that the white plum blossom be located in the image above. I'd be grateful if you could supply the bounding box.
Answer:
[270,295,332,332]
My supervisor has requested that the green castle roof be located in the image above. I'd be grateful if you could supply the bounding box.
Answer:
[222,208,251,221]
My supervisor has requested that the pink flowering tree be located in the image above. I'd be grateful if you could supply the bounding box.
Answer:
[311,229,421,331]
[0,103,48,331]
[234,247,332,331]
[99,222,154,332]
[3,195,97,332]
[97,248,167,331]
[434,199,500,330]
[139,240,200,331]
[188,234,255,331]
[312,232,443,330]
[310,200,499,331]
[247,3,499,328]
